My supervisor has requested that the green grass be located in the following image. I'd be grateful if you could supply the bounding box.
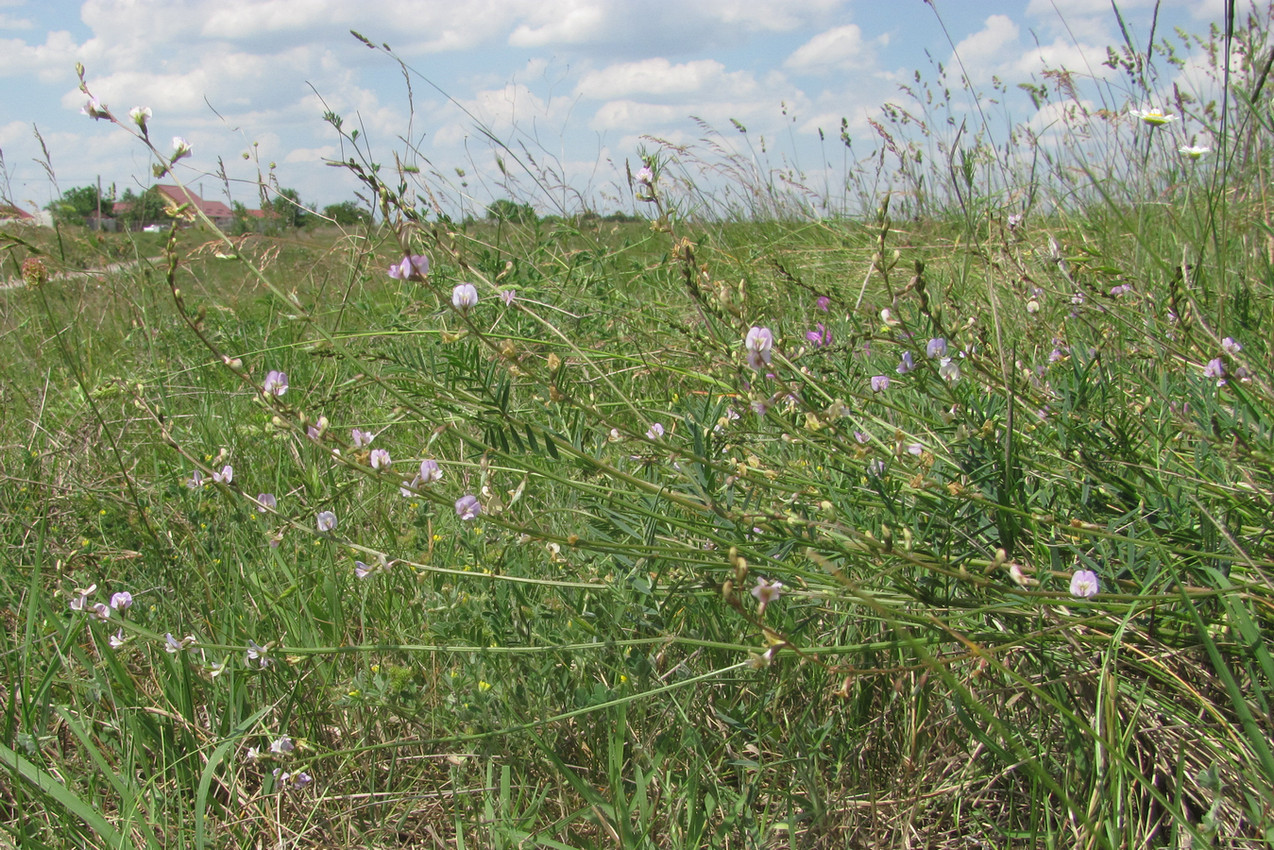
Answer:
[3,9,1274,849]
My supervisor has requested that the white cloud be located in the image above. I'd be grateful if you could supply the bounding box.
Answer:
[0,12,34,29]
[575,59,758,100]
[283,144,337,164]
[953,14,1020,71]
[508,0,607,47]
[696,0,843,32]
[0,30,80,83]
[784,24,870,73]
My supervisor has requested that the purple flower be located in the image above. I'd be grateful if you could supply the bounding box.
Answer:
[646,423,664,440]
[90,602,111,621]
[354,561,374,579]
[744,326,774,372]
[1204,358,1226,383]
[452,283,479,313]
[109,591,133,612]
[1007,213,1023,230]
[871,375,890,393]
[351,428,374,449]
[212,465,233,484]
[316,511,337,532]
[455,494,482,521]
[500,289,516,306]
[1109,283,1133,297]
[263,370,288,397]
[805,323,831,348]
[186,469,205,489]
[418,459,443,484]
[369,448,391,470]
[1069,569,1100,598]
[388,254,430,281]
[270,735,295,755]
[1221,337,1242,355]
[926,338,948,359]
[256,493,277,513]
[635,165,654,184]
[897,351,915,374]
[816,296,831,312]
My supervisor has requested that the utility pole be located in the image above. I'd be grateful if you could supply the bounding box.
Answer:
[96,175,102,229]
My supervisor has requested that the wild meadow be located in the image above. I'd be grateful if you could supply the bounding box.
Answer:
[2,7,1274,849]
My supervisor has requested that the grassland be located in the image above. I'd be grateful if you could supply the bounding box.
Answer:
[3,11,1274,849]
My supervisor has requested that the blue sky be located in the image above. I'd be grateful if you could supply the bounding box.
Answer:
[0,0,1225,218]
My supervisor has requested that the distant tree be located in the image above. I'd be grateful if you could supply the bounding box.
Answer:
[47,185,106,226]
[116,187,167,229]
[486,199,537,224]
[230,201,255,236]
[322,200,372,227]
[270,188,309,228]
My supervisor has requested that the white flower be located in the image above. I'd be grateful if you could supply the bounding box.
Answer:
[1069,569,1100,598]
[81,98,110,120]
[1178,145,1210,158]
[744,326,774,372]
[938,357,961,383]
[128,106,151,132]
[452,283,479,313]
[1129,107,1178,126]
[171,136,193,161]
